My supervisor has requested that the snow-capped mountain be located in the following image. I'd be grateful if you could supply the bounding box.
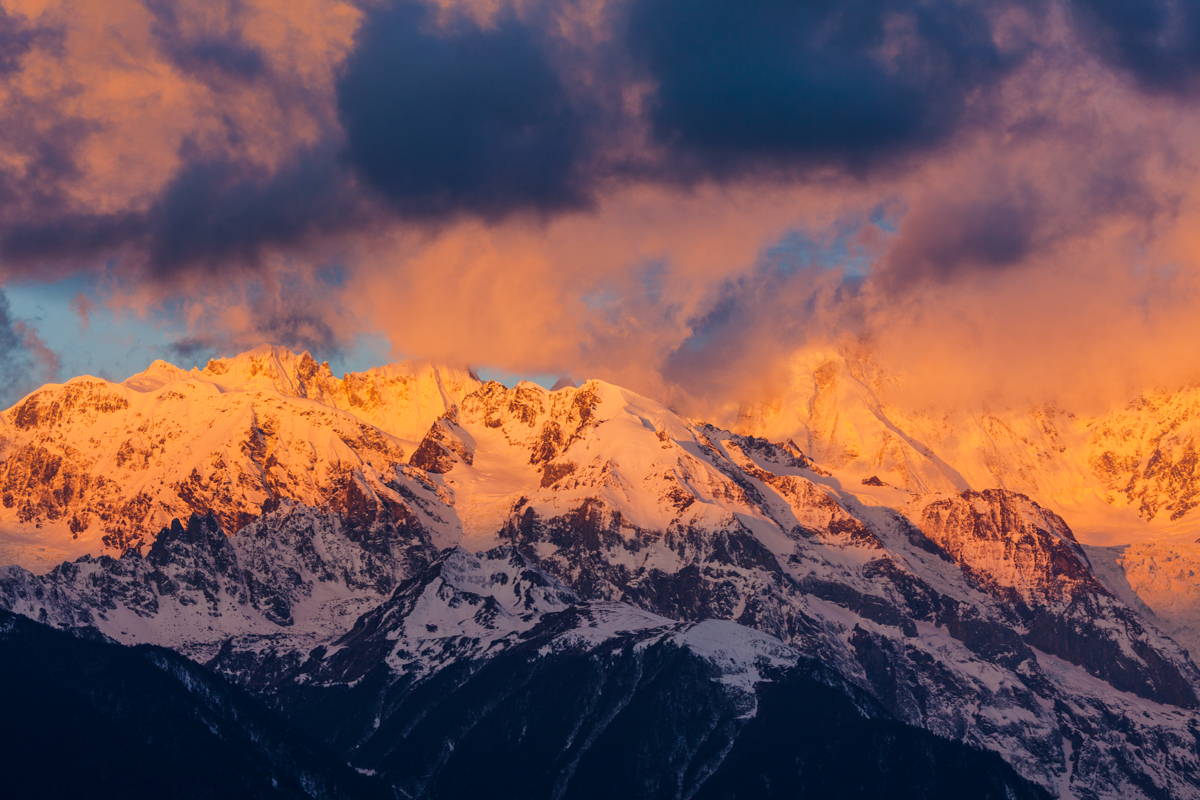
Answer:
[735,349,1200,663]
[734,350,1200,541]
[0,344,474,569]
[123,344,481,442]
[2,345,1200,799]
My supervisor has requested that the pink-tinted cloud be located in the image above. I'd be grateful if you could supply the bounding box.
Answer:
[69,291,94,328]
[12,318,60,382]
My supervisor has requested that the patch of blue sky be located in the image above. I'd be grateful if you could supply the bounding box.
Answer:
[763,204,901,279]
[3,275,182,383]
[869,203,899,233]
[336,333,394,376]
[3,275,401,384]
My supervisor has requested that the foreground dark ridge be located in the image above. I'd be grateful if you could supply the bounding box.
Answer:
[0,576,1048,800]
[0,608,387,800]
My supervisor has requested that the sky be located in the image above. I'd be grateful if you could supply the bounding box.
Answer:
[2,0,1200,416]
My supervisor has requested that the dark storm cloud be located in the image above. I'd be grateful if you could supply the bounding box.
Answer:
[0,211,140,269]
[141,144,361,274]
[0,31,100,272]
[332,0,1030,220]
[625,0,1018,179]
[0,143,361,275]
[882,187,1043,285]
[1071,0,1200,95]
[144,0,266,83]
[335,1,590,220]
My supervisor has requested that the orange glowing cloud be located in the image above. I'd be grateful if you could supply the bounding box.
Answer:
[3,0,1200,421]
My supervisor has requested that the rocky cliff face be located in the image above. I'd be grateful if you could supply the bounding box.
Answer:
[1087,390,1200,523]
[0,504,437,661]
[2,346,1200,799]
[912,490,1199,708]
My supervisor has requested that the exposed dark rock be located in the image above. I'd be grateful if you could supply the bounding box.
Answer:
[410,418,474,473]
[540,459,576,487]
[917,489,1200,707]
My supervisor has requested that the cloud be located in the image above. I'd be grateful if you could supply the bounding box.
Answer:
[144,0,267,84]
[142,144,363,274]
[0,290,27,382]
[1070,0,1200,95]
[0,143,364,275]
[0,0,1143,274]
[0,5,49,75]
[661,256,865,408]
[69,292,94,328]
[132,260,364,367]
[0,0,1033,276]
[164,335,218,364]
[0,0,360,278]
[882,183,1042,285]
[625,0,1019,180]
[336,0,593,220]
[12,320,62,384]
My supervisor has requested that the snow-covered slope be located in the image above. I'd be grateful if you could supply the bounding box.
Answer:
[732,350,1200,668]
[1086,540,1200,660]
[410,378,789,547]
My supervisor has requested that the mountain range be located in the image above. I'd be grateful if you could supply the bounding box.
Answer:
[2,344,1200,799]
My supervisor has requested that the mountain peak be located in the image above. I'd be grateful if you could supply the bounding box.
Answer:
[115,345,483,442]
